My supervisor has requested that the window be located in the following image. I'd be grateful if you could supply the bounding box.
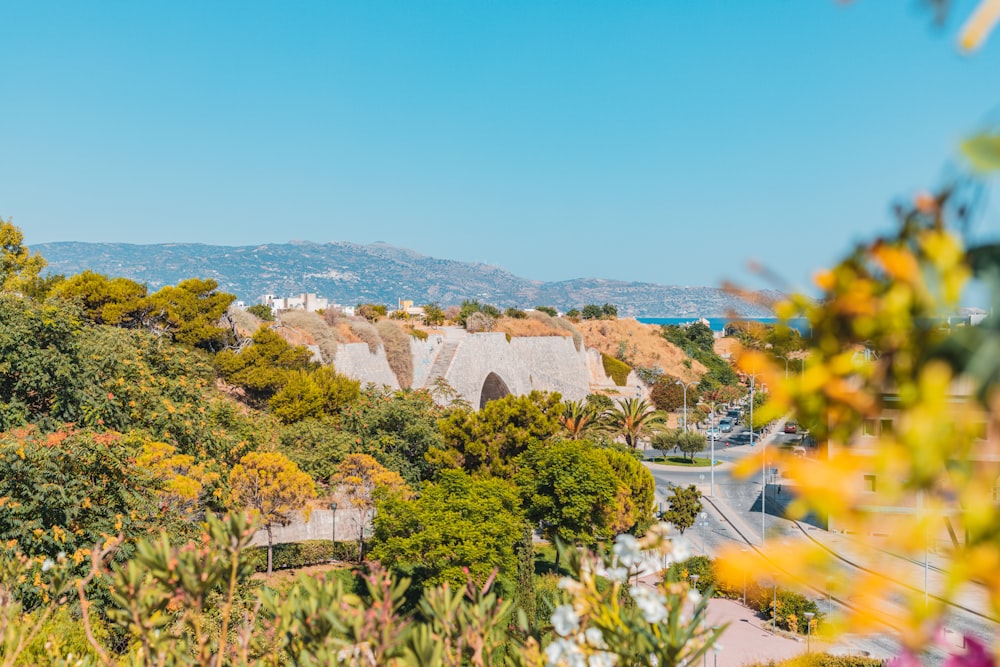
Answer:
[879,419,894,435]
[863,475,877,493]
[863,419,877,436]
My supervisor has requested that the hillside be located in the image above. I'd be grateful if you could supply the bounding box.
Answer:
[35,240,782,318]
[575,318,705,384]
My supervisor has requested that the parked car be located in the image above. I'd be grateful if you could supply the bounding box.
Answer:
[784,421,798,434]
[726,410,741,421]
[719,419,734,433]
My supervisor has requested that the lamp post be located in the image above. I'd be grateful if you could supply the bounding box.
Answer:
[740,548,748,606]
[712,626,721,667]
[710,433,716,498]
[676,380,696,431]
[804,612,815,652]
[697,511,709,555]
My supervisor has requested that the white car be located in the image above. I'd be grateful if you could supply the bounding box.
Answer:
[705,427,722,440]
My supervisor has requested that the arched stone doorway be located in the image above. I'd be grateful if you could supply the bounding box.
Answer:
[479,372,511,409]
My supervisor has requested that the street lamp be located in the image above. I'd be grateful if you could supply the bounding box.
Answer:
[740,548,748,606]
[675,380,696,431]
[804,612,815,652]
[697,511,709,555]
[712,626,721,667]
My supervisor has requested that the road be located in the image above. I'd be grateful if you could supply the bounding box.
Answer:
[643,422,999,664]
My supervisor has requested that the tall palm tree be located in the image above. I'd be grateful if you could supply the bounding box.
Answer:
[605,397,666,449]
[559,399,598,440]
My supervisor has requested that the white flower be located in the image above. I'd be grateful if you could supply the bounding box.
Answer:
[687,589,702,605]
[584,627,608,649]
[613,534,642,568]
[664,535,692,566]
[545,637,586,667]
[41,558,54,572]
[605,566,628,583]
[649,654,660,667]
[551,604,581,637]
[630,585,669,624]
[589,651,617,667]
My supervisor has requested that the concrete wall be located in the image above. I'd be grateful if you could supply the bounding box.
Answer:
[333,342,400,390]
[249,507,366,547]
[331,328,625,406]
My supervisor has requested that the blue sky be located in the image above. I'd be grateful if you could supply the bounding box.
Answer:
[3,1,999,294]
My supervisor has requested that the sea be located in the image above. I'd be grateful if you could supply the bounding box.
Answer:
[637,317,811,335]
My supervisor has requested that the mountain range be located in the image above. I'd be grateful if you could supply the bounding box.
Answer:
[34,240,781,318]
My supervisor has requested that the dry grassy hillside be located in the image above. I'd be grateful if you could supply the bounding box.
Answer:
[575,318,705,384]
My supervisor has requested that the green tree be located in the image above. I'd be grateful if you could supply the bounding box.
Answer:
[330,453,411,561]
[246,303,274,321]
[340,387,444,484]
[214,327,316,403]
[371,469,525,592]
[652,428,707,461]
[597,447,656,534]
[49,270,148,326]
[604,397,666,449]
[581,304,603,320]
[663,484,702,534]
[0,427,162,563]
[422,302,445,326]
[0,218,46,292]
[142,278,236,351]
[558,399,599,440]
[430,391,563,478]
[229,451,317,574]
[269,369,324,423]
[516,440,618,566]
[278,417,355,483]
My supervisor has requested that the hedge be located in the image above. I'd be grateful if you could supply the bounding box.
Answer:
[245,540,360,573]
[744,656,884,667]
[601,353,632,387]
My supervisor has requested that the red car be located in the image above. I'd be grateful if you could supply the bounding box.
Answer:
[784,421,798,434]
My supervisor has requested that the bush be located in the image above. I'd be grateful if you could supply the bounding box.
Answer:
[747,581,822,634]
[245,539,360,572]
[601,353,631,387]
[375,320,414,389]
[409,328,428,341]
[505,307,528,319]
[246,304,274,321]
[744,656,884,667]
[534,305,558,317]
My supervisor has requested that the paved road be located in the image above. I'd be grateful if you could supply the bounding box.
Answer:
[642,423,998,664]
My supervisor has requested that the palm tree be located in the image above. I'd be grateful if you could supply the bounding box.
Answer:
[559,399,598,440]
[605,397,666,449]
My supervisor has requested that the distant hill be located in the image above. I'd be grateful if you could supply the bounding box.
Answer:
[35,240,781,318]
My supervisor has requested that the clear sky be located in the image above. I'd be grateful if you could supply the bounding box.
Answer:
[3,1,999,294]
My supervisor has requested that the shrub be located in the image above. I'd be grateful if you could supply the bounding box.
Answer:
[348,319,382,353]
[534,305,558,317]
[505,307,528,319]
[375,320,414,389]
[744,656,884,667]
[747,581,822,634]
[408,328,428,341]
[245,539,360,572]
[280,309,343,364]
[246,304,274,321]
[601,353,631,387]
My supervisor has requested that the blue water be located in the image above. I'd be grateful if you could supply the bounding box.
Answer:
[637,317,811,335]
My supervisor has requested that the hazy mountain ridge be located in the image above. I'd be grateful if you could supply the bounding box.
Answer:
[35,241,780,317]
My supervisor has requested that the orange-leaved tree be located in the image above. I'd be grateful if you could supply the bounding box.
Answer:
[330,453,410,561]
[229,451,316,574]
